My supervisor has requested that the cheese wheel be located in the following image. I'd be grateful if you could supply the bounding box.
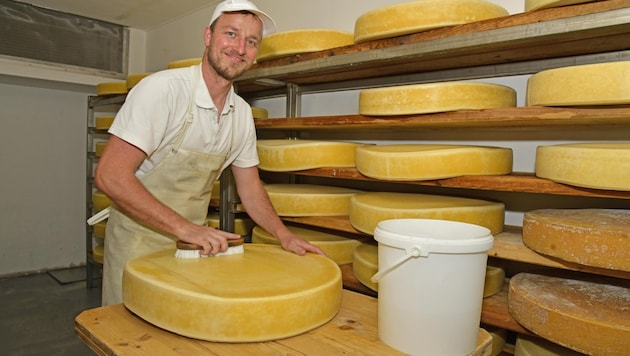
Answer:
[349,192,505,235]
[514,333,582,356]
[95,116,115,130]
[257,139,364,171]
[352,243,378,291]
[485,326,508,356]
[535,142,630,191]
[123,244,342,342]
[359,82,516,116]
[167,58,201,69]
[356,144,512,181]
[257,29,354,62]
[508,272,630,355]
[252,225,362,265]
[94,141,107,157]
[265,184,361,217]
[96,81,127,96]
[205,213,254,237]
[525,0,600,12]
[92,220,107,239]
[92,243,104,264]
[354,0,509,43]
[527,61,630,106]
[92,190,111,212]
[126,72,152,89]
[523,209,630,272]
[483,265,505,298]
[251,106,268,119]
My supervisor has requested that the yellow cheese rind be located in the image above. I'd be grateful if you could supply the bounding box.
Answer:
[257,29,354,62]
[525,0,598,12]
[508,272,630,355]
[359,82,516,116]
[484,266,505,298]
[265,184,361,217]
[95,116,115,130]
[126,72,152,89]
[352,243,379,291]
[523,209,630,272]
[251,106,268,119]
[354,0,509,43]
[96,81,127,96]
[485,326,508,356]
[92,220,107,239]
[94,141,107,157]
[167,58,201,69]
[123,244,342,342]
[349,192,504,235]
[252,225,362,265]
[257,139,364,171]
[514,333,582,356]
[527,61,630,106]
[535,142,630,191]
[92,243,104,264]
[206,213,254,237]
[92,190,111,212]
[356,144,512,180]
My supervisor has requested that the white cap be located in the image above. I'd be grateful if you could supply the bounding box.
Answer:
[209,0,276,36]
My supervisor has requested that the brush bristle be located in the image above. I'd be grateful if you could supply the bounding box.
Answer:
[174,249,201,259]
[174,245,244,259]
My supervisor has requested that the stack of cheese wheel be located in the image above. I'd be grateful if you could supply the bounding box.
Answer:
[523,209,630,272]
[352,243,378,291]
[256,29,354,62]
[353,0,508,43]
[525,0,598,11]
[265,184,361,216]
[257,139,364,171]
[95,115,115,130]
[514,334,582,356]
[359,82,516,116]
[91,191,110,264]
[251,106,268,119]
[535,143,630,191]
[483,265,505,298]
[96,81,127,96]
[356,144,512,180]
[527,61,630,106]
[508,272,630,355]
[252,225,362,265]
[167,58,201,69]
[126,72,152,90]
[349,192,504,235]
[123,244,342,342]
[206,213,254,237]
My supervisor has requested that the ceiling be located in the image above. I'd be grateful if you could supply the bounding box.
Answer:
[16,0,222,30]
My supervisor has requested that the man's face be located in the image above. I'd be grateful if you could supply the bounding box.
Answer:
[205,12,262,81]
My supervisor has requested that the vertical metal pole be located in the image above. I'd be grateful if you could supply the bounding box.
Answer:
[219,169,237,233]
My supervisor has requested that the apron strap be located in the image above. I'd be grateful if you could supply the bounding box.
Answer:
[172,65,201,154]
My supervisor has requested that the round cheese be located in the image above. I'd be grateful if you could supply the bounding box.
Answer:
[94,141,107,157]
[167,58,201,69]
[484,265,505,298]
[257,139,364,171]
[126,72,152,89]
[523,209,630,272]
[535,142,630,191]
[92,220,107,239]
[95,116,115,130]
[356,144,512,181]
[257,29,354,62]
[205,213,254,237]
[527,61,630,106]
[352,243,379,292]
[508,272,630,355]
[265,184,361,217]
[486,326,508,356]
[359,82,516,116]
[123,244,342,342]
[251,106,268,119]
[354,0,509,43]
[525,0,599,12]
[96,81,127,96]
[92,243,104,264]
[349,192,504,235]
[92,190,111,212]
[514,333,582,356]
[251,225,362,265]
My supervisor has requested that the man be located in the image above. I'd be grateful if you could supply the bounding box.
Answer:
[95,0,324,306]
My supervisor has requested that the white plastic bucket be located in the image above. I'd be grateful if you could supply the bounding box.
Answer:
[372,219,494,356]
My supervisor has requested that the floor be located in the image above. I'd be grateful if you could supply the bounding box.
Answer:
[0,267,102,356]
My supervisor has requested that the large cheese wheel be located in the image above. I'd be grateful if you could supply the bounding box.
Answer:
[123,244,342,342]
[96,81,127,96]
[167,58,201,69]
[257,139,364,171]
[522,209,630,272]
[95,116,115,130]
[354,0,509,43]
[508,272,630,355]
[525,0,599,12]
[251,106,268,119]
[205,213,254,237]
[535,142,630,191]
[265,184,361,217]
[349,192,505,235]
[252,225,362,265]
[92,220,107,239]
[352,243,379,292]
[483,265,505,298]
[359,82,516,116]
[514,333,582,356]
[527,61,630,106]
[92,190,111,212]
[126,72,152,89]
[257,29,354,62]
[356,144,512,181]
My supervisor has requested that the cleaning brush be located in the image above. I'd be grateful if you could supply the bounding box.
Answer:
[175,237,245,259]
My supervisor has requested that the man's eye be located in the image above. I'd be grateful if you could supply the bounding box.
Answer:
[247,39,258,47]
[226,31,236,37]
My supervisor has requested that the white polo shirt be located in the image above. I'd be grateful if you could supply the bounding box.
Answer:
[109,65,259,176]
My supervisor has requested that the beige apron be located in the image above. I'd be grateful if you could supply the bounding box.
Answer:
[102,67,233,305]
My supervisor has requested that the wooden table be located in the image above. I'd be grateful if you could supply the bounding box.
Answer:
[75,290,492,355]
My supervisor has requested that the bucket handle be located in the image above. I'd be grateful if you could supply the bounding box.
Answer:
[371,245,427,283]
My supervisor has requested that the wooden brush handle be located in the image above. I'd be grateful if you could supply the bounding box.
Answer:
[176,237,245,250]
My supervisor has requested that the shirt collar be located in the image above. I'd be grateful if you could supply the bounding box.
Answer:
[193,64,235,115]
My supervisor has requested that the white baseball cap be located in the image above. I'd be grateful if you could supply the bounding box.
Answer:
[210,0,276,36]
